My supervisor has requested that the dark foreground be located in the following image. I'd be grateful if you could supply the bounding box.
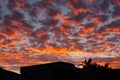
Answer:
[0,62,120,80]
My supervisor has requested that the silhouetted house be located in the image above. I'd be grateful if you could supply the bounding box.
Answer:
[20,62,80,80]
[0,68,20,80]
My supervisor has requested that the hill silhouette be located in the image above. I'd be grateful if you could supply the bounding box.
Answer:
[0,60,120,80]
[0,67,20,80]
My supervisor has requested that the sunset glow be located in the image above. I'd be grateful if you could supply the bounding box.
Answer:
[0,0,120,72]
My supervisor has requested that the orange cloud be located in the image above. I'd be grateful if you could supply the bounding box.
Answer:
[113,0,120,5]
[88,0,94,2]
[0,0,120,73]
[69,4,88,16]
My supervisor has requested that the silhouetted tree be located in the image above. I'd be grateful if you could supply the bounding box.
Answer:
[82,58,111,70]
[82,58,92,68]
[104,63,109,68]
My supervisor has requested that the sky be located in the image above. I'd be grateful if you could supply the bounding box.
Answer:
[0,0,120,73]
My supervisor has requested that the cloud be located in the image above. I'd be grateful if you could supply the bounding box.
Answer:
[0,0,120,72]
